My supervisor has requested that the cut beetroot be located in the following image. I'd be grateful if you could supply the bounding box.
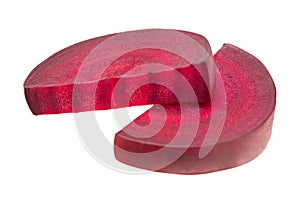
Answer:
[24,29,213,115]
[24,29,276,175]
[114,44,276,174]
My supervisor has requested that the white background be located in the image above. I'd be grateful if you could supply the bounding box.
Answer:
[1,0,299,199]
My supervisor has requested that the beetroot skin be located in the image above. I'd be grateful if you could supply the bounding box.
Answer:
[24,29,276,174]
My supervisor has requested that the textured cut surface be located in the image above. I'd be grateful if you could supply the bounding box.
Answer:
[24,30,276,175]
[24,29,213,115]
[114,44,276,174]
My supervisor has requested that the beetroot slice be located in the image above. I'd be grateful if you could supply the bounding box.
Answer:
[24,29,213,115]
[114,44,276,174]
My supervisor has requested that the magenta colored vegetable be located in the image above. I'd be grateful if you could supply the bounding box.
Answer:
[24,30,212,115]
[114,44,276,174]
[24,30,276,174]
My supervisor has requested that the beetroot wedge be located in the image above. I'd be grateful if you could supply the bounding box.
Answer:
[114,44,276,174]
[24,29,214,115]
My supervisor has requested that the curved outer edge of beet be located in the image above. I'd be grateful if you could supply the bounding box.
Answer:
[114,111,274,174]
[23,29,213,115]
[217,43,277,143]
[114,44,276,174]
[23,35,113,115]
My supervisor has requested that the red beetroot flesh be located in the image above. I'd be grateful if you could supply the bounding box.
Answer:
[114,44,276,174]
[24,29,213,115]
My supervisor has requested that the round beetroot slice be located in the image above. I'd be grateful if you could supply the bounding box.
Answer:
[114,44,276,174]
[24,29,213,115]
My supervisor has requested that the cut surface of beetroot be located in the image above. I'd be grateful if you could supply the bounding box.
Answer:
[24,29,213,115]
[114,44,276,174]
[24,29,276,175]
